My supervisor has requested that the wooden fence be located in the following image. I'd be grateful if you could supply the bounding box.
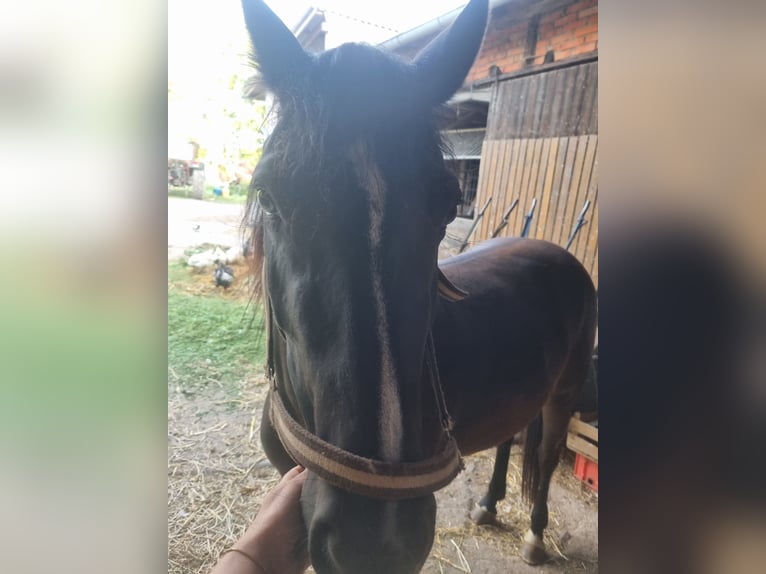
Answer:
[472,60,598,285]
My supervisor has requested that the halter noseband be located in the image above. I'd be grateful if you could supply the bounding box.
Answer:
[264,274,464,500]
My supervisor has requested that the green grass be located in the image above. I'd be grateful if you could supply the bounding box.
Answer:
[168,263,265,388]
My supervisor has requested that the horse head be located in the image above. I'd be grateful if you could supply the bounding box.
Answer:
[242,1,487,572]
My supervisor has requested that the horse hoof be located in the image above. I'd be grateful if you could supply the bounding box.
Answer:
[521,529,548,565]
[521,543,548,565]
[470,504,496,525]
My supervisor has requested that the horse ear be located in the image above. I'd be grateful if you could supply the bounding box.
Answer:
[241,0,311,93]
[412,0,488,106]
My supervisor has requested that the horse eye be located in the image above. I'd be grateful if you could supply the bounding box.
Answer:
[430,193,459,227]
[257,188,277,216]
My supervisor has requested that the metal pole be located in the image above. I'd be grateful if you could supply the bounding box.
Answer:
[458,196,493,253]
[565,199,591,251]
[520,197,537,238]
[490,198,519,238]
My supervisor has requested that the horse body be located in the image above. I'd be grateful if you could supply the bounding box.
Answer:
[436,237,596,455]
[434,238,596,563]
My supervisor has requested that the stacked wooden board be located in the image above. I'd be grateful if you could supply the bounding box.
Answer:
[567,413,598,491]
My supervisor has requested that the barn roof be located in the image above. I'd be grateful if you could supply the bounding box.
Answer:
[379,0,522,55]
[293,7,399,53]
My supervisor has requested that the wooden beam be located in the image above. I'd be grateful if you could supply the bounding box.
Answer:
[567,433,598,462]
[470,52,598,89]
[569,416,598,442]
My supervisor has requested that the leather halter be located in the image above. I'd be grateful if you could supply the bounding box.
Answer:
[437,268,468,302]
[264,273,464,500]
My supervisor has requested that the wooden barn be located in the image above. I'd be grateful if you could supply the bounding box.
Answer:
[286,0,598,283]
[383,0,599,285]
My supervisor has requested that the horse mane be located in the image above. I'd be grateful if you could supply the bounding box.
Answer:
[243,197,265,302]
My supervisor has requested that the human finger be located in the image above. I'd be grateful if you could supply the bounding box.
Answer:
[280,465,305,482]
[264,466,307,503]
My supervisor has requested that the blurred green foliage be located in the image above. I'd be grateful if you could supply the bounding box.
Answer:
[0,289,164,447]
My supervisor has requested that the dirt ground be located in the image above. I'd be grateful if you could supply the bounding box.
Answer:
[168,374,597,574]
[168,197,598,573]
[168,197,247,261]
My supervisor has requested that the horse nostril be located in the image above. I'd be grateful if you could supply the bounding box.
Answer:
[323,533,346,571]
[310,518,364,573]
[308,519,332,570]
[309,520,374,573]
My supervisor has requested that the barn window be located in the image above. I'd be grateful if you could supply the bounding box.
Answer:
[442,128,485,218]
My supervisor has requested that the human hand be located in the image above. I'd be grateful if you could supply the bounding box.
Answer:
[211,466,309,574]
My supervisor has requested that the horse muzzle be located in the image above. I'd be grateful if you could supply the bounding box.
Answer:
[305,476,437,574]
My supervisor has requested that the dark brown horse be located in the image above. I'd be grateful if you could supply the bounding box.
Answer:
[241,1,597,572]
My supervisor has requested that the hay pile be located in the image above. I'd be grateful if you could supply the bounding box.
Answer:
[424,447,597,573]
[168,376,279,574]
[169,259,255,303]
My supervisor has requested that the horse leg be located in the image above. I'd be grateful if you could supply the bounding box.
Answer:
[469,439,513,525]
[520,402,571,565]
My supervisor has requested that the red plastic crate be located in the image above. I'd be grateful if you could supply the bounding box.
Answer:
[573,453,598,492]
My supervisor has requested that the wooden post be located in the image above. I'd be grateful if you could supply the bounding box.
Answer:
[191,166,205,200]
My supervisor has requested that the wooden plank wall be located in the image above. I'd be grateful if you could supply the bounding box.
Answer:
[472,61,598,286]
